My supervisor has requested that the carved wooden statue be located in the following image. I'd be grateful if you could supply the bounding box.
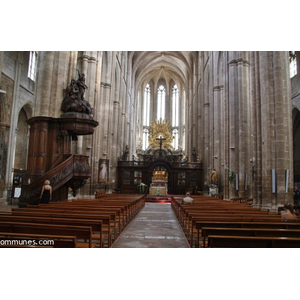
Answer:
[61,71,93,115]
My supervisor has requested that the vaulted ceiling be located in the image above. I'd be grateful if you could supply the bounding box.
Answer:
[129,51,197,89]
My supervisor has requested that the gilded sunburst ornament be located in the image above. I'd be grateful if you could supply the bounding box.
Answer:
[148,119,174,150]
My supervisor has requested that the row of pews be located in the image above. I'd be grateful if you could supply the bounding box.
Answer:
[0,194,145,248]
[171,195,300,248]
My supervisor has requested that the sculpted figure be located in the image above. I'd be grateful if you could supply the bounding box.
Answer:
[211,169,218,185]
[61,71,93,115]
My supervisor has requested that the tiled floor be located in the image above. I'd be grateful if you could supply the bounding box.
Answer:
[112,202,190,248]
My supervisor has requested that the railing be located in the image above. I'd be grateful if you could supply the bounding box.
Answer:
[19,154,90,205]
[118,160,202,169]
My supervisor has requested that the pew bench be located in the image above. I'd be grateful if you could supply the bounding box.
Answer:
[0,214,104,248]
[0,232,77,248]
[0,221,95,248]
[9,210,113,247]
[201,227,300,247]
[13,208,118,243]
[195,221,300,248]
[207,235,300,248]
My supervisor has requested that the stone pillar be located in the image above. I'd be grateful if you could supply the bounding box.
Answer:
[213,86,221,172]
[273,51,293,205]
[259,52,277,207]
[89,51,103,193]
[250,51,262,206]
[111,100,120,181]
[203,65,211,187]
[67,51,78,84]
[237,54,251,198]
[228,54,238,198]
[35,51,55,116]
[5,53,23,192]
[76,52,89,156]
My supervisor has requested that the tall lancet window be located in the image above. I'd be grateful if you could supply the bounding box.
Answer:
[290,51,297,78]
[172,84,179,149]
[142,84,151,149]
[157,85,166,120]
[143,84,150,126]
[28,51,37,81]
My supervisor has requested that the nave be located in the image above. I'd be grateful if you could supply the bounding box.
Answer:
[1,193,300,248]
[112,203,189,248]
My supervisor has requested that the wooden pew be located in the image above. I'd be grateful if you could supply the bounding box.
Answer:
[207,235,300,248]
[37,204,124,232]
[188,215,295,247]
[0,232,77,248]
[195,221,300,248]
[0,221,95,248]
[182,210,275,235]
[13,207,118,243]
[0,214,105,248]
[9,211,113,247]
[201,227,300,247]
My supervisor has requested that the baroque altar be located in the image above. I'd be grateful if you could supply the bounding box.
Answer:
[117,119,203,195]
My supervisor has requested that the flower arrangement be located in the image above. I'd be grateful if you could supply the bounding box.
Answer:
[138,182,147,194]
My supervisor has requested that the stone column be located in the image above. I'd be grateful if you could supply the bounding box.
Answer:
[5,53,23,192]
[228,53,238,198]
[259,51,277,207]
[203,64,211,187]
[111,99,120,181]
[250,51,262,206]
[75,52,89,156]
[90,51,103,193]
[237,54,251,198]
[213,86,221,172]
[273,51,293,205]
[35,51,55,116]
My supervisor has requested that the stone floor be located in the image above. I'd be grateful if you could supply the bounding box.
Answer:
[112,202,190,248]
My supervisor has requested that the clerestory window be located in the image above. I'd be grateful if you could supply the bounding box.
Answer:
[172,84,179,150]
[290,51,297,78]
[28,51,37,81]
[157,85,165,120]
[142,84,151,150]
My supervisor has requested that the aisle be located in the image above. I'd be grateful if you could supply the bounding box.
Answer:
[111,202,189,248]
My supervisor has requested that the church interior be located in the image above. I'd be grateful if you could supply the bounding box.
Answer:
[2,1,300,298]
[1,50,300,251]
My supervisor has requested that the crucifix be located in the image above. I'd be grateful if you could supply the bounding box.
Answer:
[156,135,167,157]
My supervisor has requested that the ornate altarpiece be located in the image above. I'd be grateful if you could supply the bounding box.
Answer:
[117,119,203,194]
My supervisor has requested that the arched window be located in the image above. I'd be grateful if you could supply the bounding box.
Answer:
[157,85,165,120]
[142,84,151,150]
[172,84,179,127]
[290,51,297,78]
[172,84,179,150]
[143,84,150,126]
[142,128,149,150]
[28,51,37,81]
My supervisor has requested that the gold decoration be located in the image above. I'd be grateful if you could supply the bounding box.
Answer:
[148,118,174,150]
[152,170,168,181]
